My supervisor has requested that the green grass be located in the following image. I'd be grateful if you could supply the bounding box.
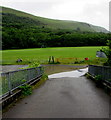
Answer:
[1,46,107,65]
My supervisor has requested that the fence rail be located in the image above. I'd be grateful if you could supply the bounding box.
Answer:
[88,65,111,81]
[0,66,43,98]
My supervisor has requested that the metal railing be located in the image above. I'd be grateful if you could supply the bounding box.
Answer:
[88,65,111,81]
[0,66,43,98]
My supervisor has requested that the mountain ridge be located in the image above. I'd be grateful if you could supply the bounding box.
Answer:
[1,6,108,33]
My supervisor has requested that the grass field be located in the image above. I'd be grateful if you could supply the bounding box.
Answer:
[1,46,107,65]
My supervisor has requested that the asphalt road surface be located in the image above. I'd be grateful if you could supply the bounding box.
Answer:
[3,76,110,118]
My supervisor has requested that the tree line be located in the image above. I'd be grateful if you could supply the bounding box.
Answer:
[2,12,110,50]
[2,25,110,50]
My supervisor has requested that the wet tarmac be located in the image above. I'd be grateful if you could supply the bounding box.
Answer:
[3,76,110,118]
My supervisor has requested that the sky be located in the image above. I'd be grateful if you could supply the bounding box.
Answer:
[1,0,110,30]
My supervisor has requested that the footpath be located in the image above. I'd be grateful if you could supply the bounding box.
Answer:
[3,68,110,118]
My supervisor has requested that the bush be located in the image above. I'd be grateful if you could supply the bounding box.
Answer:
[101,40,111,66]
[19,80,32,96]
[20,62,40,69]
[95,75,102,87]
[95,75,102,81]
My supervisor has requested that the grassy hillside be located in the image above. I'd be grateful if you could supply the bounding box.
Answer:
[1,6,108,33]
[1,6,110,50]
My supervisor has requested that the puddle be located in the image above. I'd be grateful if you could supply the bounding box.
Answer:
[43,64,87,75]
[1,64,87,77]
[48,68,88,78]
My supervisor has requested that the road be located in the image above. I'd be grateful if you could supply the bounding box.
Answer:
[3,76,110,118]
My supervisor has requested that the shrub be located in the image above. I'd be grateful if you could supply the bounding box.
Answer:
[101,40,111,66]
[94,75,102,87]
[108,79,111,82]
[20,62,40,69]
[19,80,32,96]
[28,62,40,68]
[95,75,102,81]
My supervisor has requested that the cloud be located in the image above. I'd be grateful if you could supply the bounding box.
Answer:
[81,1,109,29]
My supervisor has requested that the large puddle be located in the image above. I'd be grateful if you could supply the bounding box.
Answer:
[43,64,87,75]
[0,65,87,77]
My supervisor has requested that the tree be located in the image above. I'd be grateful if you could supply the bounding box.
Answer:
[102,39,111,66]
[107,40,111,65]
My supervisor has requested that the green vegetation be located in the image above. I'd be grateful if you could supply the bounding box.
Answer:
[28,62,40,68]
[19,74,48,96]
[95,75,102,81]
[94,75,103,87]
[1,6,108,32]
[1,6,110,66]
[101,40,111,66]
[2,46,107,65]
[19,80,32,96]
[1,6,110,50]
[20,62,41,69]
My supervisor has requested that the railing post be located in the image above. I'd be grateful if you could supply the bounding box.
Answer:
[8,73,12,95]
[28,69,30,81]
[40,66,44,75]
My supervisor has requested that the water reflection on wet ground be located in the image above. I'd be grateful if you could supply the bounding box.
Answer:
[1,64,87,75]
[43,64,87,75]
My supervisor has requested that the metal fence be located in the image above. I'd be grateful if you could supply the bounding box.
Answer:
[0,66,43,98]
[88,65,111,81]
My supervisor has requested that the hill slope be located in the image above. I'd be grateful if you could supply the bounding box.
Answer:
[1,6,108,33]
[1,6,110,49]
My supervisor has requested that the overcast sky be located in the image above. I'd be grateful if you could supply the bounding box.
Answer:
[2,0,110,30]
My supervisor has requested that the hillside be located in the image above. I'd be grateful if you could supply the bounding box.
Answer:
[1,6,108,33]
[1,6,110,49]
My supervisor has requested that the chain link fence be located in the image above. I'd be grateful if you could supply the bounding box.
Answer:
[0,66,43,98]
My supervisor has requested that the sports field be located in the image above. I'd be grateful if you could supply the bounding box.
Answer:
[1,47,106,65]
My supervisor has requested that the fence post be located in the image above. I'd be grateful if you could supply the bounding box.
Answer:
[28,69,30,81]
[8,72,12,95]
[40,66,43,75]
